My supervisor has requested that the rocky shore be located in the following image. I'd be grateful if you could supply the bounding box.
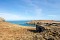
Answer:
[0,18,60,40]
[26,20,60,40]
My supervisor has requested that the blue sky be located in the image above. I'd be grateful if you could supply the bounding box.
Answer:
[0,0,60,21]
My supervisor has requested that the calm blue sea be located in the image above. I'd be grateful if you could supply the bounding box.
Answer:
[7,20,35,27]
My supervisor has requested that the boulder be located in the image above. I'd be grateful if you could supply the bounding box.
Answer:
[0,17,5,22]
[36,25,45,32]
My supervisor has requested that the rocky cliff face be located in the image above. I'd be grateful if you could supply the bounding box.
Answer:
[0,17,5,22]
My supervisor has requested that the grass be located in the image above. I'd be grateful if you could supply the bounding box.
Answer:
[0,22,60,40]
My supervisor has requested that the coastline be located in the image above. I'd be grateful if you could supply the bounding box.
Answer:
[0,21,35,30]
[0,21,60,40]
[8,22,36,28]
[7,20,35,27]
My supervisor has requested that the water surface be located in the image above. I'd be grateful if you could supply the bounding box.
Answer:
[7,20,35,27]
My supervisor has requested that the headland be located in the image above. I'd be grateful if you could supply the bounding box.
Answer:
[0,18,60,40]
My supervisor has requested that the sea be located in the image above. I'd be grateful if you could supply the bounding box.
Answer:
[7,20,35,27]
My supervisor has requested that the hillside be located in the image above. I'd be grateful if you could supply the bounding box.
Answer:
[0,20,60,40]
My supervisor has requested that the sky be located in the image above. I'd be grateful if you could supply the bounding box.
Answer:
[0,0,60,21]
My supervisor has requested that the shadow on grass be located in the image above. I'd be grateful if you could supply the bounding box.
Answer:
[27,25,45,33]
[27,29,37,33]
[27,29,45,33]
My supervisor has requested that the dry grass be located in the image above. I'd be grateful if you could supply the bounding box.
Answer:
[0,22,38,40]
[0,22,60,40]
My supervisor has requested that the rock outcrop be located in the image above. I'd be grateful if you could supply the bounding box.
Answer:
[26,20,55,25]
[27,20,60,32]
[27,20,60,26]
[0,17,5,22]
[36,25,45,32]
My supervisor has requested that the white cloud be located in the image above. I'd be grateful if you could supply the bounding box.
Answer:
[0,13,24,21]
[47,15,60,20]
[0,13,37,20]
[35,8,42,16]
[22,0,42,19]
[48,15,57,17]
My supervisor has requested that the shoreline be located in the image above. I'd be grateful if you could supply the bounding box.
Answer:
[4,21,36,28]
[0,21,60,40]
[7,20,36,27]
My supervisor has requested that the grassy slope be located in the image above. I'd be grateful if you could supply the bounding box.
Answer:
[0,22,37,40]
[0,22,60,40]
